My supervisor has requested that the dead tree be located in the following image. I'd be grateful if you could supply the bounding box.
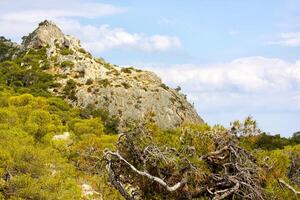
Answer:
[103,121,268,200]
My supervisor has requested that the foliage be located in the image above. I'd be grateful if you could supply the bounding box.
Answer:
[160,83,169,90]
[104,118,300,200]
[60,47,74,55]
[0,92,121,199]
[98,78,110,88]
[1,35,299,200]
[291,131,300,144]
[0,46,56,97]
[69,118,104,137]
[121,67,132,74]
[0,99,82,199]
[79,104,120,134]
[61,60,74,68]
[0,37,19,61]
[63,79,77,101]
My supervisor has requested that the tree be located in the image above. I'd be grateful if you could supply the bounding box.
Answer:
[103,120,267,200]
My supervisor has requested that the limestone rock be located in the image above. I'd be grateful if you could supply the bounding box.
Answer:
[22,20,65,48]
[23,20,204,129]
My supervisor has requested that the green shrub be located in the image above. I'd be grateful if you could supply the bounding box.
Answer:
[9,94,33,107]
[121,67,132,73]
[60,47,74,55]
[78,48,86,54]
[160,83,169,90]
[98,79,110,88]
[61,60,74,68]
[103,63,113,70]
[0,51,56,97]
[95,57,105,64]
[63,79,77,101]
[69,118,104,137]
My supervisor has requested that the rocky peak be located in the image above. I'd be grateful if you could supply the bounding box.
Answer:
[21,20,204,129]
[22,20,66,48]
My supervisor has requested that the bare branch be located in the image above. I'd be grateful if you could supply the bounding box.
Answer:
[105,150,187,192]
[200,146,229,160]
[213,182,239,200]
[106,162,134,200]
[278,179,300,196]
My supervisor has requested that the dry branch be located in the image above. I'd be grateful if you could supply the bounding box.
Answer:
[104,150,187,193]
[278,179,300,196]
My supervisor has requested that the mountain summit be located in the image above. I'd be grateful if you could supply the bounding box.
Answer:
[20,20,204,129]
[22,20,65,48]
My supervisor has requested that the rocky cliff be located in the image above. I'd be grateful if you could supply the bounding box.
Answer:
[21,20,204,129]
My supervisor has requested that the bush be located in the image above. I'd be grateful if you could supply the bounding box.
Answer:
[63,79,77,100]
[95,57,105,64]
[69,135,117,172]
[160,83,169,90]
[121,67,132,74]
[61,60,74,68]
[9,93,33,107]
[79,105,119,134]
[0,46,58,97]
[98,79,110,88]
[69,118,104,137]
[60,47,74,55]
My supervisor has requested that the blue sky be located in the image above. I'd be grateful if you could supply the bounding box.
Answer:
[0,0,300,136]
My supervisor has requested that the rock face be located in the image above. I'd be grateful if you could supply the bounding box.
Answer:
[22,20,204,129]
[22,20,65,48]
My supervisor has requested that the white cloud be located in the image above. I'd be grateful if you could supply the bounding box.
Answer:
[0,0,126,42]
[0,1,180,52]
[137,57,300,115]
[135,57,300,135]
[268,32,300,46]
[80,25,181,52]
[144,57,300,92]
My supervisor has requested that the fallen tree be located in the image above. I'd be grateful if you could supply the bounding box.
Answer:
[103,118,270,200]
[101,117,300,199]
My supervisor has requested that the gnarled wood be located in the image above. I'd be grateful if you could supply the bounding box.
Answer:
[104,150,187,192]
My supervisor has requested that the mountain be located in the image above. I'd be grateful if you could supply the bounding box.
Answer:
[18,20,204,129]
[0,20,299,200]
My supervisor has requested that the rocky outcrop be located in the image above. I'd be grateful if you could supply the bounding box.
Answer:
[21,20,204,129]
[0,36,20,61]
[22,20,65,48]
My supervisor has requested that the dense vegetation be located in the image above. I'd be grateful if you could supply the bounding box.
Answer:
[0,44,55,97]
[0,91,123,199]
[0,37,299,199]
[104,118,300,200]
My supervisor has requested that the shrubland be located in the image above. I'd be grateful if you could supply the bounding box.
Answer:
[104,118,300,200]
[0,37,299,199]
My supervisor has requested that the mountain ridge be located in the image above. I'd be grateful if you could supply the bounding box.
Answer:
[6,20,204,129]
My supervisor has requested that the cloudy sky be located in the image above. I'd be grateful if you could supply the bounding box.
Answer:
[1,0,300,136]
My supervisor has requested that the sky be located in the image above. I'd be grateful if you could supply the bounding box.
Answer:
[0,0,300,136]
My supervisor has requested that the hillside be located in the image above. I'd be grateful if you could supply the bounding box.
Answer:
[18,20,203,129]
[0,20,299,200]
